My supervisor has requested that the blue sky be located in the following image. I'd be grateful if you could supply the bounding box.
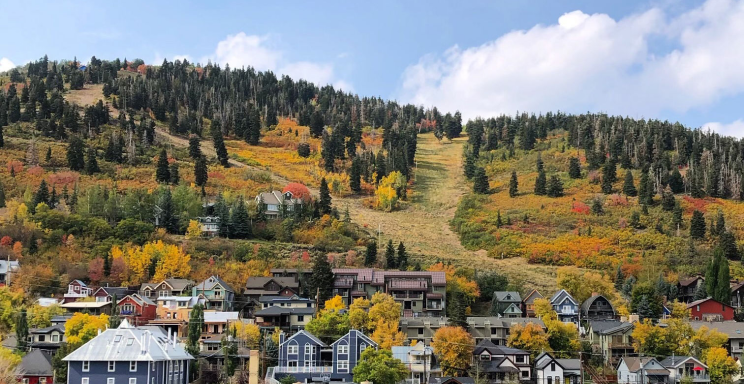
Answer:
[1,0,743,136]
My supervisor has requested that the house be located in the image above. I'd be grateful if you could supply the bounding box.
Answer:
[392,343,441,384]
[139,279,195,299]
[118,294,157,326]
[730,282,744,309]
[659,356,709,384]
[254,302,315,332]
[62,279,92,303]
[149,296,206,337]
[0,259,19,286]
[617,357,669,384]
[256,189,305,219]
[271,268,313,281]
[193,275,235,311]
[677,276,705,303]
[467,317,545,346]
[196,216,220,237]
[244,277,300,303]
[586,320,634,365]
[37,298,59,307]
[92,286,136,302]
[17,349,54,384]
[63,320,194,384]
[29,323,66,354]
[60,301,112,315]
[690,321,744,360]
[271,329,377,383]
[491,292,523,318]
[522,289,543,318]
[332,268,447,317]
[535,352,582,384]
[197,335,251,377]
[400,317,450,346]
[430,378,476,384]
[550,290,580,323]
[687,297,735,321]
[581,294,616,321]
[202,311,240,336]
[472,340,531,383]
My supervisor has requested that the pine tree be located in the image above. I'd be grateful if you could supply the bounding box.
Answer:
[614,265,624,291]
[364,241,377,267]
[158,187,178,233]
[155,148,170,183]
[536,153,544,173]
[661,187,675,211]
[706,253,720,300]
[248,106,262,145]
[188,135,201,159]
[622,171,637,197]
[713,210,726,237]
[297,142,311,158]
[32,179,50,212]
[230,198,251,239]
[45,146,52,163]
[636,295,654,320]
[211,119,229,167]
[690,210,706,240]
[601,159,617,194]
[0,180,5,208]
[385,240,397,269]
[319,177,332,215]
[16,309,28,352]
[397,242,408,270]
[716,249,731,303]
[534,170,547,195]
[186,304,204,378]
[311,254,335,306]
[85,147,100,175]
[672,202,684,229]
[194,156,208,187]
[568,157,581,179]
[547,175,564,197]
[638,170,651,205]
[67,136,85,171]
[509,171,518,198]
[464,150,476,179]
[310,110,324,137]
[592,199,604,215]
[473,167,490,194]
[668,168,684,194]
[350,156,362,193]
[109,293,121,329]
[169,163,179,185]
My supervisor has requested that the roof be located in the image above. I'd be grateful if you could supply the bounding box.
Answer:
[203,311,240,323]
[195,275,235,293]
[535,352,580,371]
[31,324,65,334]
[70,279,87,287]
[689,321,744,338]
[581,295,615,314]
[473,340,528,356]
[430,378,476,384]
[19,349,53,376]
[550,289,578,305]
[63,321,194,362]
[479,357,520,373]
[257,191,283,205]
[392,344,435,362]
[156,296,204,307]
[619,357,661,373]
[121,293,156,306]
[94,286,133,299]
[679,276,704,287]
[467,317,546,329]
[37,298,59,307]
[687,297,734,309]
[522,289,543,303]
[270,268,312,275]
[0,259,19,274]
[282,330,327,347]
[141,279,195,292]
[331,329,377,347]
[255,306,316,316]
[330,268,447,286]
[245,277,299,289]
[493,291,522,302]
[599,322,634,335]
[556,359,582,370]
[60,301,111,309]
[589,320,623,334]
[258,295,311,303]
[659,356,707,369]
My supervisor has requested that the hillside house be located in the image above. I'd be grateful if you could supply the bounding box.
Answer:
[0,259,19,286]
[18,349,54,384]
[535,352,582,384]
[659,356,709,384]
[149,296,206,337]
[29,324,66,355]
[550,290,579,323]
[522,289,543,317]
[472,340,532,383]
[256,190,304,219]
[617,357,668,384]
[687,297,735,321]
[139,279,195,299]
[690,321,744,360]
[491,292,522,318]
[581,294,616,321]
[118,294,157,326]
[91,286,136,302]
[393,343,441,384]
[677,276,705,303]
[193,275,235,311]
[586,320,634,365]
[62,280,92,303]
[255,295,316,332]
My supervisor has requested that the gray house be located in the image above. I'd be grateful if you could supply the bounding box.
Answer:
[256,190,304,219]
[580,294,616,321]
[491,292,523,318]
[273,329,377,383]
[63,320,194,384]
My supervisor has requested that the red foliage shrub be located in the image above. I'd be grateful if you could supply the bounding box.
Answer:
[572,202,590,215]
[283,183,312,202]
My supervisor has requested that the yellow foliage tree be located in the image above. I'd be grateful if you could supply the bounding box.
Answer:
[704,347,738,384]
[427,263,480,303]
[432,326,475,377]
[349,297,371,332]
[185,220,202,239]
[533,298,556,321]
[124,245,152,285]
[556,266,619,303]
[370,319,406,350]
[65,312,109,348]
[28,304,66,328]
[0,347,21,383]
[324,295,347,312]
[507,322,551,358]
[368,292,401,328]
[669,301,691,319]
[234,322,261,349]
[152,241,191,282]
[375,171,406,211]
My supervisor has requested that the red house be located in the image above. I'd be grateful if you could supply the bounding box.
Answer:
[17,349,53,384]
[687,297,735,321]
[118,293,157,326]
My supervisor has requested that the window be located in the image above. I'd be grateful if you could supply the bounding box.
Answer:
[547,377,552,384]
[337,360,349,372]
[521,370,529,378]
[307,303,312,308]
[298,315,305,322]
[52,334,59,342]
[108,379,115,384]
[144,290,151,297]
[516,355,525,363]
[358,283,365,290]
[305,344,312,354]
[338,344,349,354]
[491,327,498,335]
[40,379,47,384]
[555,376,561,384]
[288,345,298,354]
[551,362,556,372]
[108,361,116,372]
[114,335,122,343]
[129,380,137,384]
[82,361,90,372]
[697,305,700,311]
[130,361,137,372]
[22,379,29,384]
[127,338,134,346]
[418,328,424,335]
[38,335,46,342]
[480,354,491,361]
[152,362,156,371]
[82,379,89,384]
[360,343,367,352]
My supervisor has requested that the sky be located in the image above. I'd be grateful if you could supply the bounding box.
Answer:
[1,0,743,137]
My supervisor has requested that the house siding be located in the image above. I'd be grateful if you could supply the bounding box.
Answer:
[68,360,188,384]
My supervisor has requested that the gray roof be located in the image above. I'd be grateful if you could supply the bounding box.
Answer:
[31,324,65,335]
[257,191,283,205]
[659,356,706,369]
[689,321,744,338]
[140,279,195,292]
[467,317,546,329]
[619,357,662,373]
[493,291,522,302]
[63,321,194,362]
[19,349,53,376]
[430,377,476,384]
[479,357,520,373]
[535,352,581,370]
[245,276,299,289]
[581,294,615,313]
[473,339,528,356]
[95,286,134,299]
[195,275,235,293]
[0,260,19,274]
[255,306,316,316]
[258,295,311,303]
[122,293,155,306]
[550,289,578,305]
[589,320,623,334]
[282,330,327,347]
[600,322,634,335]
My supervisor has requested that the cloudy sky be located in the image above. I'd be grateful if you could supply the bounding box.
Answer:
[1,0,743,137]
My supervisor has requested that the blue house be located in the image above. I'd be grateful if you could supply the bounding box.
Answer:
[272,329,377,383]
[550,289,579,323]
[63,320,194,384]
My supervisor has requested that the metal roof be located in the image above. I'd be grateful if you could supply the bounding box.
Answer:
[60,301,111,309]
[19,349,53,376]
[195,275,235,293]
[203,311,240,323]
[493,291,522,302]
[255,306,316,316]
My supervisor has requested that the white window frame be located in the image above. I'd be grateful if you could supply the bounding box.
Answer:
[52,334,59,342]
[305,344,312,354]
[40,378,47,384]
[337,360,349,372]
[108,379,115,384]
[22,379,29,384]
[82,379,89,384]
[82,361,90,372]
[108,361,116,372]
[338,344,349,354]
[129,379,137,384]
[288,345,298,354]
[130,361,137,372]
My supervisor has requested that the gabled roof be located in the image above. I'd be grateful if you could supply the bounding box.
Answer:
[599,322,634,335]
[687,297,734,309]
[63,322,194,362]
[522,289,543,303]
[120,293,155,306]
[281,330,327,347]
[618,357,662,373]
[195,275,235,293]
[93,286,132,299]
[258,295,311,303]
[690,321,744,338]
[70,279,87,287]
[659,356,707,369]
[31,324,65,335]
[550,289,578,305]
[535,352,581,371]
[431,378,476,384]
[331,329,377,347]
[479,356,520,373]
[678,276,704,287]
[140,279,195,292]
[245,277,299,289]
[473,339,529,356]
[588,320,623,334]
[19,349,53,376]
[493,291,522,302]
[255,306,316,316]
[581,294,615,314]
[503,303,523,314]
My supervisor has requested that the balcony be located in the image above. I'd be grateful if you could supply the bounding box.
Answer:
[274,366,334,374]
[335,278,355,288]
[426,303,443,310]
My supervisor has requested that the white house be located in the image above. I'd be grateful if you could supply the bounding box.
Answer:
[535,352,582,384]
[659,356,709,384]
[392,343,441,384]
[617,357,669,384]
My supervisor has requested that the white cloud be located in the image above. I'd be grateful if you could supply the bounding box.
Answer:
[202,32,351,89]
[704,119,744,138]
[399,0,744,121]
[0,57,15,73]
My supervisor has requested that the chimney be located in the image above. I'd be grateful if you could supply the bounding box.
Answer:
[591,292,599,297]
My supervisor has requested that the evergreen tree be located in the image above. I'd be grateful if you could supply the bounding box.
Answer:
[672,202,684,230]
[350,156,362,193]
[186,304,204,378]
[614,265,624,291]
[473,167,490,194]
[85,147,100,175]
[247,106,262,145]
[638,170,651,205]
[713,210,726,237]
[636,295,654,320]
[169,163,180,185]
[66,136,85,171]
[622,171,637,196]
[158,187,179,233]
[661,187,676,211]
[297,142,311,158]
[364,241,377,267]
[309,110,324,137]
[230,198,252,239]
[547,175,564,197]
[211,120,229,167]
[385,240,397,269]
[45,146,52,163]
[16,309,28,352]
[32,179,50,212]
[194,156,208,187]
[397,242,408,270]
[0,180,5,208]
[311,254,335,306]
[601,159,617,194]
[568,157,581,179]
[214,193,230,237]
[8,96,20,123]
[534,170,547,195]
[720,231,739,260]
[716,249,731,303]
[668,168,684,194]
[509,171,518,198]
[188,135,201,159]
[319,177,332,215]
[690,210,706,240]
[706,252,720,296]
[109,293,121,329]
[464,150,476,179]
[447,290,468,327]
[155,148,170,183]
[592,199,604,215]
